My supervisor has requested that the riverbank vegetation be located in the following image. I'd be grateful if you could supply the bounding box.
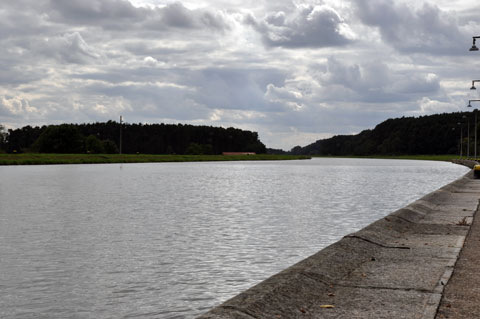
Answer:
[2,111,475,160]
[313,155,460,162]
[289,112,473,156]
[0,153,311,165]
[1,122,266,155]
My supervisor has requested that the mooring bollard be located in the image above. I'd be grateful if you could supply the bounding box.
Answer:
[473,164,480,178]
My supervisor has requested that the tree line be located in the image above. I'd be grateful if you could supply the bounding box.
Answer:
[289,112,474,156]
[0,121,266,155]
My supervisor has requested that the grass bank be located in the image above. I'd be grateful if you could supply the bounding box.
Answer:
[312,154,461,162]
[0,153,311,165]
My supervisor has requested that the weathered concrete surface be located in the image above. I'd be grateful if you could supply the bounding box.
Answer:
[435,192,480,318]
[198,169,480,319]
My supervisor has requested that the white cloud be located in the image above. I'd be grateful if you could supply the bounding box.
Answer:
[143,56,166,67]
[410,97,460,115]
[0,96,41,118]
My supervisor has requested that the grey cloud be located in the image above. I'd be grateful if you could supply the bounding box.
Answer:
[160,2,196,28]
[72,65,185,85]
[144,3,231,32]
[82,81,210,121]
[247,99,401,139]
[265,84,301,101]
[3,31,102,66]
[48,0,230,32]
[186,68,286,111]
[247,5,352,48]
[310,57,440,103]
[38,32,102,64]
[0,62,45,87]
[353,0,468,55]
[123,42,185,58]
[0,3,103,67]
[394,74,440,94]
[74,66,288,119]
[0,2,53,39]
[49,0,141,23]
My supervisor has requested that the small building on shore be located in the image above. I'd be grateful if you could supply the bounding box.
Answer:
[222,152,256,155]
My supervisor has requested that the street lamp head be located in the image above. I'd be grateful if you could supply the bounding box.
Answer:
[471,38,479,51]
[468,103,473,107]
[471,85,477,90]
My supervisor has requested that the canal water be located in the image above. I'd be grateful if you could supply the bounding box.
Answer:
[0,158,469,318]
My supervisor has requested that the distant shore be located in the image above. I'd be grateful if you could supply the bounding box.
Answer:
[0,153,311,165]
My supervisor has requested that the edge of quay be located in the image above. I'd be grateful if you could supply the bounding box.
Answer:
[197,159,480,319]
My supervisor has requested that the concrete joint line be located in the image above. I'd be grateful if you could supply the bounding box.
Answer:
[390,214,417,224]
[451,191,480,194]
[300,272,335,287]
[345,235,411,249]
[219,306,258,319]
[332,282,435,294]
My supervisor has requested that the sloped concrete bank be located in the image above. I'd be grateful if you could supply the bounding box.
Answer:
[198,164,480,319]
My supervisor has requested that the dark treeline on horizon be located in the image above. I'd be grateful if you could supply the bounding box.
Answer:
[0,121,266,155]
[1,111,475,156]
[288,112,474,156]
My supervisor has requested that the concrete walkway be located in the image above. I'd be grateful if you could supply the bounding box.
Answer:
[198,170,480,319]
[435,193,480,318]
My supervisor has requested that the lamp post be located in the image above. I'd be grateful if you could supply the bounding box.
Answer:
[464,115,470,158]
[452,127,458,157]
[470,36,480,51]
[119,115,123,155]
[458,122,463,159]
[467,100,480,159]
[469,37,480,156]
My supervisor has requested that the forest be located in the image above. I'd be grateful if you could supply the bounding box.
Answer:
[289,111,476,156]
[1,111,476,156]
[0,122,266,155]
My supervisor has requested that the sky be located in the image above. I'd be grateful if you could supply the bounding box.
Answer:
[1,0,480,150]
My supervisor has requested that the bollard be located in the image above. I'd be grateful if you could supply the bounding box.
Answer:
[473,164,480,178]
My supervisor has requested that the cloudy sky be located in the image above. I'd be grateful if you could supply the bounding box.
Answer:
[1,0,480,150]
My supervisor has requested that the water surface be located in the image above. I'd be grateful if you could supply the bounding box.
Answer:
[0,158,469,318]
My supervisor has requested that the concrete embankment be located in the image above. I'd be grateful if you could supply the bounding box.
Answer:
[198,163,480,319]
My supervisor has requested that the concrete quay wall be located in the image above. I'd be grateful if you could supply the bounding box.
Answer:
[198,165,480,319]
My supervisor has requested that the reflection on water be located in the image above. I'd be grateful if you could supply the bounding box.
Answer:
[0,158,468,318]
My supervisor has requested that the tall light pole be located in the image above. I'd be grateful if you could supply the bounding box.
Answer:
[458,122,463,159]
[119,115,123,155]
[467,100,480,159]
[469,37,480,158]
[464,115,470,158]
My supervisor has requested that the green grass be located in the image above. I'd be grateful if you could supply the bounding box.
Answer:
[312,154,462,162]
[0,153,311,165]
